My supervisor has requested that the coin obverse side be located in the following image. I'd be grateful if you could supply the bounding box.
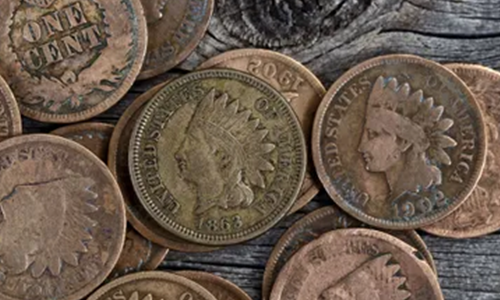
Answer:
[130,69,306,245]
[270,228,444,300]
[262,206,437,300]
[313,54,487,229]
[423,64,500,238]
[0,0,147,123]
[138,0,214,79]
[0,134,126,300]
[108,82,218,252]
[176,271,252,300]
[0,75,22,141]
[199,49,326,214]
[87,271,218,300]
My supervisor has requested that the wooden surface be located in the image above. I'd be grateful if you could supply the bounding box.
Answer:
[24,0,500,299]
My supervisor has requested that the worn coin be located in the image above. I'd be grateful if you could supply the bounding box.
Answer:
[199,49,325,214]
[423,64,500,238]
[138,0,214,79]
[0,134,126,300]
[177,271,252,300]
[108,82,218,252]
[312,54,487,229]
[0,75,22,141]
[0,0,147,123]
[270,228,443,300]
[130,69,306,245]
[87,271,217,300]
[262,205,436,300]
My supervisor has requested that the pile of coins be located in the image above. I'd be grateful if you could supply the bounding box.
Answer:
[0,0,496,299]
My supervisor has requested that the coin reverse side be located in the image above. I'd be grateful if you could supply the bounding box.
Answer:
[0,75,22,141]
[177,271,252,300]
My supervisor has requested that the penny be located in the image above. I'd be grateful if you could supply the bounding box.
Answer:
[87,271,217,300]
[138,0,214,79]
[270,228,443,300]
[176,271,252,300]
[0,75,22,142]
[423,64,500,238]
[108,82,218,252]
[130,69,306,245]
[199,49,326,214]
[262,206,436,300]
[312,54,487,229]
[0,134,126,300]
[0,0,147,123]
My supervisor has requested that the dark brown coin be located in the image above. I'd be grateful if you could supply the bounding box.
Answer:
[423,64,500,238]
[0,0,147,123]
[0,134,126,300]
[130,69,306,245]
[139,0,214,79]
[176,271,252,300]
[199,49,326,214]
[270,228,443,300]
[0,75,22,141]
[312,54,487,229]
[108,82,218,252]
[87,271,217,300]
[262,206,436,300]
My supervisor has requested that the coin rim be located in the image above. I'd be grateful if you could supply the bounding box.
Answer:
[51,122,115,139]
[176,270,252,300]
[0,74,22,138]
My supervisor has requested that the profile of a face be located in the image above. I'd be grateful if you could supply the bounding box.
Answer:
[142,0,168,24]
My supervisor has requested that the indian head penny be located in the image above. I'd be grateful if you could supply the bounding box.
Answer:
[424,64,500,238]
[129,69,306,245]
[139,0,214,79]
[200,49,326,214]
[0,0,147,123]
[0,134,126,300]
[177,271,252,300]
[312,54,487,229]
[0,75,22,141]
[270,229,444,300]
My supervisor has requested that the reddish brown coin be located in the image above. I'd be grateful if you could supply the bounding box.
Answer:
[0,75,22,142]
[0,134,126,300]
[176,271,252,300]
[270,228,443,300]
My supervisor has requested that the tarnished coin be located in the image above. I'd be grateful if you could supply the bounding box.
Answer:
[0,134,126,300]
[423,64,500,238]
[0,75,22,141]
[177,271,252,300]
[87,271,217,300]
[312,54,487,229]
[270,229,443,300]
[108,82,218,252]
[0,0,147,123]
[200,49,325,214]
[262,206,436,300]
[139,0,214,79]
[130,69,306,245]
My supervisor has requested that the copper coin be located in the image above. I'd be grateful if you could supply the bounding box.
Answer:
[423,64,500,238]
[108,82,218,252]
[262,206,436,300]
[129,69,306,245]
[312,54,487,229]
[270,228,443,300]
[0,134,126,300]
[87,271,217,300]
[0,0,147,123]
[199,49,326,214]
[176,271,252,300]
[138,0,214,79]
[0,75,22,142]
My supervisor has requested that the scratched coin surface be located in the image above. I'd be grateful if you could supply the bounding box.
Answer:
[87,271,217,300]
[130,69,306,245]
[177,271,252,300]
[423,64,500,238]
[0,134,126,300]
[262,206,436,300]
[0,75,22,142]
[0,0,147,123]
[312,54,487,229]
[270,228,443,300]
[138,0,214,79]
[108,82,218,252]
[200,49,325,214]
